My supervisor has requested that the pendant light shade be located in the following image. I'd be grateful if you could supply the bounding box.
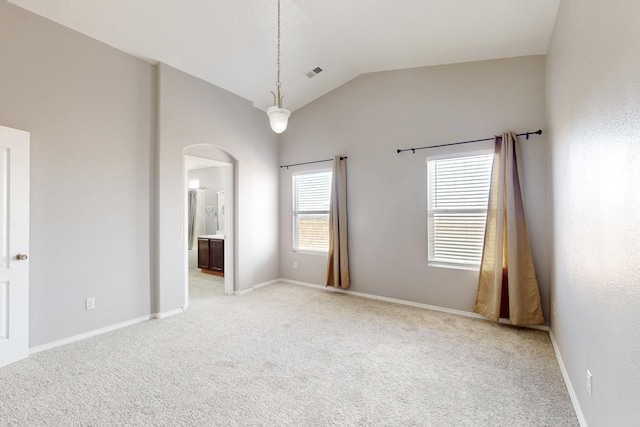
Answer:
[267,0,290,134]
[267,106,290,134]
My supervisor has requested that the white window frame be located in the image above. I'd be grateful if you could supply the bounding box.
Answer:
[292,169,332,254]
[427,149,493,270]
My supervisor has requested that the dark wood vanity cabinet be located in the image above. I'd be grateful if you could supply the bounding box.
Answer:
[198,237,224,275]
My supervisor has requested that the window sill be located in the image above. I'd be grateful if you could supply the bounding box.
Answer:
[293,249,328,256]
[428,262,480,272]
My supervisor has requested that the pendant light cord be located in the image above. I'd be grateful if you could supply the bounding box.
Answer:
[275,0,282,107]
[266,0,291,134]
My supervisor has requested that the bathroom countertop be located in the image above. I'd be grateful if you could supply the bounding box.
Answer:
[198,234,225,240]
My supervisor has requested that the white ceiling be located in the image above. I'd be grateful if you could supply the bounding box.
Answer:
[8,0,561,112]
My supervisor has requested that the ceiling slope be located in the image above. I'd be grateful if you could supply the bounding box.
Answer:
[8,0,561,112]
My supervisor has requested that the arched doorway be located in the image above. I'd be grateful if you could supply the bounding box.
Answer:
[183,145,235,307]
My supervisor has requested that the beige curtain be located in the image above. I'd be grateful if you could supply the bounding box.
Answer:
[474,133,544,326]
[325,156,350,289]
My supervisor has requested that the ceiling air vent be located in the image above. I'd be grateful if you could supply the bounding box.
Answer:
[304,66,324,79]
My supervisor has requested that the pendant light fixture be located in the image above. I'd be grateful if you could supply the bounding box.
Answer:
[267,0,290,133]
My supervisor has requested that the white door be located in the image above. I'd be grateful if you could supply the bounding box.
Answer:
[0,125,30,368]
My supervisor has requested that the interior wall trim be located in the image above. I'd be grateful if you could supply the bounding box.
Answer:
[252,279,280,290]
[235,288,254,296]
[549,330,588,427]
[154,307,185,319]
[29,314,153,355]
[278,278,549,331]
[235,279,281,296]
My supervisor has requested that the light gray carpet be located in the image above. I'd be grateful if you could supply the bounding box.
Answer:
[1,270,578,426]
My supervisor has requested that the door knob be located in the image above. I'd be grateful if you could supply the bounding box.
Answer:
[16,253,28,260]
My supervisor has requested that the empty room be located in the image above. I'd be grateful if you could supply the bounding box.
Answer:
[0,0,638,426]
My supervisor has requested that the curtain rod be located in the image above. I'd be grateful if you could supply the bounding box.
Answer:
[280,156,347,169]
[396,129,542,154]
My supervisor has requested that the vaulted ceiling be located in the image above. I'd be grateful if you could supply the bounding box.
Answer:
[8,0,561,112]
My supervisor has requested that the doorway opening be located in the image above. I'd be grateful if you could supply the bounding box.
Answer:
[184,152,234,307]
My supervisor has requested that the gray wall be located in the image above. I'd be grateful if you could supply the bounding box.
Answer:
[0,1,280,348]
[0,2,155,346]
[280,56,550,320]
[157,64,280,312]
[251,109,281,285]
[546,0,640,425]
[8,2,638,423]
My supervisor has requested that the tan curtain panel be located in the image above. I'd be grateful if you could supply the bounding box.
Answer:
[325,156,350,289]
[474,133,544,326]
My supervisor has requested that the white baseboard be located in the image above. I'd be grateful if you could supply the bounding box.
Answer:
[497,318,548,331]
[279,279,549,331]
[154,307,185,319]
[29,314,153,355]
[235,288,253,296]
[253,279,280,290]
[28,279,280,354]
[31,307,186,354]
[235,279,282,296]
[549,330,588,427]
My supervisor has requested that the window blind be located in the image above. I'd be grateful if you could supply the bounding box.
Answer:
[428,153,493,267]
[293,171,332,252]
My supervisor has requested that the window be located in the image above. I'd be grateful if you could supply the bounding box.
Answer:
[188,178,200,189]
[293,170,332,252]
[427,152,493,269]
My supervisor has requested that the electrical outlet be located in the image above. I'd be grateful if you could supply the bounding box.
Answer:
[587,370,593,396]
[86,297,96,310]
[293,261,298,269]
